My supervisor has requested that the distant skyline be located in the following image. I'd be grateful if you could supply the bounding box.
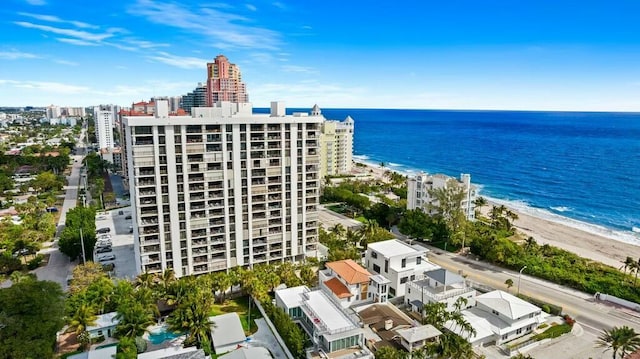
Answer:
[2,0,640,111]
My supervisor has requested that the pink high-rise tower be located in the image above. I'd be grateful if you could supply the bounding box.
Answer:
[206,55,249,106]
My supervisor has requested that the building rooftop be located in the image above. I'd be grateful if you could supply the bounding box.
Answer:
[275,285,309,309]
[86,312,118,332]
[324,277,353,299]
[138,346,206,359]
[475,290,540,320]
[424,268,464,286]
[326,259,371,284]
[210,312,246,352]
[370,274,391,284]
[367,239,427,258]
[396,325,442,343]
[220,347,271,359]
[303,290,356,333]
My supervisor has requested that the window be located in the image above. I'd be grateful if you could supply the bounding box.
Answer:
[400,277,408,284]
[502,334,508,340]
[401,258,406,268]
[373,264,380,273]
[417,257,422,265]
[516,328,522,335]
[410,275,415,281]
[492,310,500,316]
[384,259,388,273]
[371,251,377,259]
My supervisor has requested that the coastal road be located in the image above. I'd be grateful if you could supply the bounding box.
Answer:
[423,248,640,335]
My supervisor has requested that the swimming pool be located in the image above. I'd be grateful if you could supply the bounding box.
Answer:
[146,325,184,345]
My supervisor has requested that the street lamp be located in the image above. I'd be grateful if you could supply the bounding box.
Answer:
[517,265,527,295]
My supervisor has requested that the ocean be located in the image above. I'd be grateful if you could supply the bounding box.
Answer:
[256,108,640,246]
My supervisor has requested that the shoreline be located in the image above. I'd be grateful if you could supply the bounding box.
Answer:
[351,159,639,269]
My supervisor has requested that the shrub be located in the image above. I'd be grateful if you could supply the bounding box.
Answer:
[537,323,549,329]
[563,314,576,327]
[27,254,44,270]
[541,305,551,314]
[533,324,572,340]
[134,337,147,353]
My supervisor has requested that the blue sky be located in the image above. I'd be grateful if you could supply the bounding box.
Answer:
[2,0,640,110]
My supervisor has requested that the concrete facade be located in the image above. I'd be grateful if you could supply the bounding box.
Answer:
[407,172,477,221]
[319,108,354,178]
[123,100,321,277]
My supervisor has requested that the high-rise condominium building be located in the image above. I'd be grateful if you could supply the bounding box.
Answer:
[205,55,249,106]
[407,173,477,221]
[123,100,322,277]
[181,83,207,114]
[94,105,116,151]
[317,105,354,178]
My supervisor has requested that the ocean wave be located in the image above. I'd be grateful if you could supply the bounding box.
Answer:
[353,154,370,160]
[388,162,403,167]
[550,206,571,213]
[484,196,640,246]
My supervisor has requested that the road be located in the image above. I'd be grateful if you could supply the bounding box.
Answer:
[34,128,87,289]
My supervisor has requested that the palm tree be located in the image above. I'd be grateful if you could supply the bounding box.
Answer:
[167,289,214,351]
[329,223,346,239]
[358,219,379,247]
[68,304,97,350]
[157,268,176,296]
[135,272,155,289]
[596,326,640,359]
[505,278,514,292]
[115,301,155,339]
[622,256,635,276]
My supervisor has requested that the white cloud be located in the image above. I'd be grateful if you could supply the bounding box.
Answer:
[246,4,257,11]
[14,21,117,42]
[123,39,170,49]
[18,12,99,29]
[146,52,209,69]
[128,0,280,50]
[272,2,287,10]
[0,50,39,60]
[24,0,46,5]
[53,59,79,66]
[56,38,99,46]
[280,65,317,74]
[0,80,89,94]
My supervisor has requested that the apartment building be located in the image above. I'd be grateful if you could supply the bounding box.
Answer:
[123,100,321,277]
[94,105,116,150]
[318,105,354,178]
[407,172,477,221]
[365,239,439,297]
[405,268,476,312]
[275,286,373,359]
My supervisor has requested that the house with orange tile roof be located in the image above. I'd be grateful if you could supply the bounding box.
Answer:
[319,259,389,308]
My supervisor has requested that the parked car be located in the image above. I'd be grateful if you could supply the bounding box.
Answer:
[98,234,111,240]
[97,254,116,262]
[96,246,112,253]
[96,227,111,234]
[125,215,132,220]
[96,215,107,220]
[46,207,58,213]
[96,240,112,247]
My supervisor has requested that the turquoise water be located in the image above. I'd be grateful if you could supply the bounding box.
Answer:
[147,326,183,345]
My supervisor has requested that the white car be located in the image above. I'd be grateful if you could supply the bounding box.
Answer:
[96,215,107,221]
[97,254,116,262]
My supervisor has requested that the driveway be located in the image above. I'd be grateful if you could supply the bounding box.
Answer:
[249,318,288,359]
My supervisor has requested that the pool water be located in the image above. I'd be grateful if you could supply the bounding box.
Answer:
[147,326,184,345]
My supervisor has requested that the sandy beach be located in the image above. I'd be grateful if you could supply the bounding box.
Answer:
[352,160,638,269]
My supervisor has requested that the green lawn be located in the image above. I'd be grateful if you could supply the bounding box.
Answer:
[209,295,262,335]
[355,216,368,223]
[326,204,346,213]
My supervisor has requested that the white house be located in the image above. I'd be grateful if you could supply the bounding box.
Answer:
[275,286,373,358]
[138,346,208,359]
[407,172,477,221]
[319,259,388,308]
[86,312,119,339]
[396,326,442,354]
[405,268,476,312]
[365,239,439,297]
[446,290,545,346]
[220,347,271,359]
[210,312,246,354]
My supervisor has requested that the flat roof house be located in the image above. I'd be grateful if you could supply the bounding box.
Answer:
[446,290,545,346]
[86,312,119,339]
[365,240,439,297]
[275,286,373,358]
[210,312,246,354]
[405,268,476,312]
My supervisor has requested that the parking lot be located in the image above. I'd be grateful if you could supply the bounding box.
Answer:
[94,206,138,280]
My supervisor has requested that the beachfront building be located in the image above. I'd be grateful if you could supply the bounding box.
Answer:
[319,107,354,178]
[407,172,477,221]
[206,55,249,106]
[123,100,321,277]
[319,259,389,308]
[446,290,545,346]
[405,268,476,312]
[275,286,373,358]
[364,239,439,297]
